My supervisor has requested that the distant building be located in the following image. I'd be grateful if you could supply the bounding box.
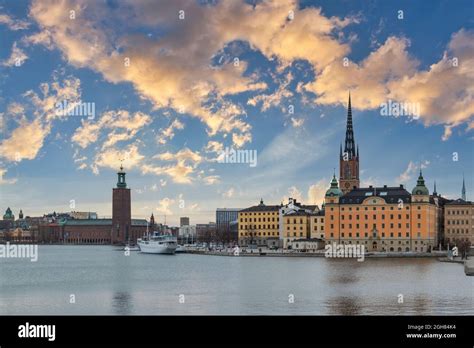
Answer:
[216,208,241,243]
[179,225,196,243]
[444,199,474,245]
[180,217,190,227]
[196,222,216,243]
[238,199,280,247]
[34,166,147,245]
[69,211,98,219]
[3,207,14,221]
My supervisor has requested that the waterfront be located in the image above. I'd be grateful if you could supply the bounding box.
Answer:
[0,246,472,315]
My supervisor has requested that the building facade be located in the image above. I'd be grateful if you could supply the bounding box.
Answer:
[238,199,280,246]
[180,217,190,227]
[324,172,440,252]
[216,208,241,243]
[444,199,474,245]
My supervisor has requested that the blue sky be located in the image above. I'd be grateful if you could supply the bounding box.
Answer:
[0,0,473,225]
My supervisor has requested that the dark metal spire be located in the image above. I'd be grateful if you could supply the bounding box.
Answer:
[462,174,466,201]
[344,92,356,158]
[433,180,437,195]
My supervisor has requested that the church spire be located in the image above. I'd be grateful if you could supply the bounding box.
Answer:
[344,92,356,158]
[433,180,437,196]
[462,174,466,201]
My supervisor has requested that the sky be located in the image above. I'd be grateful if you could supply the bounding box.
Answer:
[0,0,473,225]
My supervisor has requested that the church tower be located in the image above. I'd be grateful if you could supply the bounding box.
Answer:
[339,93,360,194]
[112,164,131,244]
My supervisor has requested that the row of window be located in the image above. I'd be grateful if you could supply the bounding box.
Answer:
[447,209,472,215]
[239,232,278,237]
[329,232,423,238]
[446,220,471,225]
[446,228,472,234]
[332,214,422,220]
[240,212,278,216]
[329,223,422,229]
[240,225,277,230]
[330,206,421,211]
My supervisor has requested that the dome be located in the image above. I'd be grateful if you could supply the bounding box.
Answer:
[412,170,429,195]
[325,174,343,197]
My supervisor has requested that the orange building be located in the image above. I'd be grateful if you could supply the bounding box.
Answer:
[324,171,439,252]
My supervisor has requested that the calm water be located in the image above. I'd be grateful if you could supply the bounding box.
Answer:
[0,245,472,315]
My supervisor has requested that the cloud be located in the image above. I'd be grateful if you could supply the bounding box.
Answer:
[142,148,203,184]
[290,117,305,128]
[28,0,358,147]
[222,187,235,198]
[155,197,175,216]
[0,119,50,162]
[2,42,28,67]
[72,109,151,149]
[203,175,220,185]
[305,30,474,138]
[0,167,17,185]
[397,160,430,183]
[0,74,82,164]
[307,179,328,206]
[0,12,29,30]
[205,140,224,154]
[94,143,145,171]
[157,119,184,145]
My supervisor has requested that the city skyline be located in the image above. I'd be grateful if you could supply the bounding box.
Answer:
[1,0,473,225]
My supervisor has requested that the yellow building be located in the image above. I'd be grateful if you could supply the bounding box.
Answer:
[238,199,280,246]
[324,171,439,252]
[310,211,325,239]
[282,211,310,248]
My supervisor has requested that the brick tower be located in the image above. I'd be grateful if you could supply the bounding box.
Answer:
[112,164,131,244]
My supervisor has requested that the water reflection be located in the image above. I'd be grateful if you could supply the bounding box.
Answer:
[112,291,133,315]
[326,296,362,315]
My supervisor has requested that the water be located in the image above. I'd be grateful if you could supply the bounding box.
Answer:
[0,245,472,315]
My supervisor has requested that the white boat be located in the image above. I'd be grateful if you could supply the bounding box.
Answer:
[137,231,177,255]
[175,245,187,253]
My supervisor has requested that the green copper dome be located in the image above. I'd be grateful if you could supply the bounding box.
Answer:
[412,170,429,195]
[325,174,343,197]
[3,207,14,220]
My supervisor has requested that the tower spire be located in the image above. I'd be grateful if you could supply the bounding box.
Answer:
[433,180,437,195]
[462,174,466,201]
[344,92,355,158]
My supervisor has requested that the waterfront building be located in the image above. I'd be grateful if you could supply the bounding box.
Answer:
[216,208,241,243]
[324,171,440,252]
[196,222,217,243]
[180,217,190,227]
[310,209,325,240]
[444,199,474,245]
[339,93,360,194]
[34,166,147,245]
[279,198,320,249]
[238,199,280,247]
